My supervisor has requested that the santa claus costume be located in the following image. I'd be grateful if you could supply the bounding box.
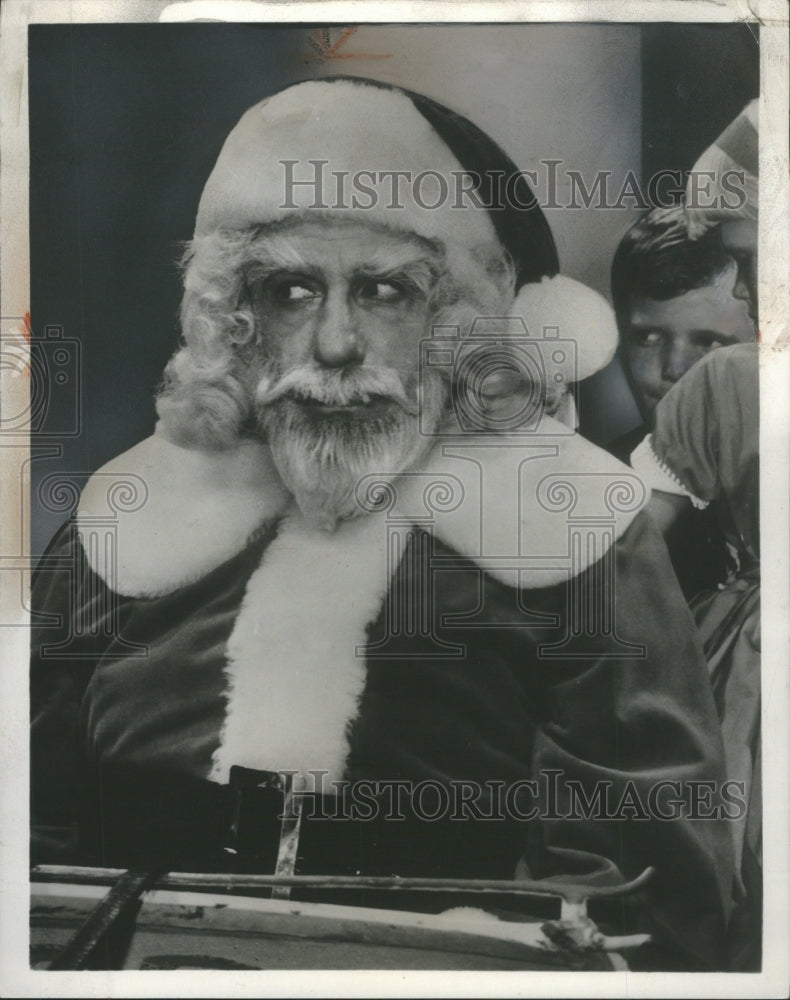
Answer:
[31,78,734,970]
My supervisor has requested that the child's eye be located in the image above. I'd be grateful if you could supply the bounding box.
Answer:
[630,330,663,348]
[692,332,729,351]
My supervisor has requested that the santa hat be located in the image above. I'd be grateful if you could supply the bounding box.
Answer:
[195,77,617,385]
[686,98,758,240]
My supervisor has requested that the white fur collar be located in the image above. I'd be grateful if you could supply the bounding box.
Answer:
[76,433,290,598]
[77,423,646,784]
[77,421,645,599]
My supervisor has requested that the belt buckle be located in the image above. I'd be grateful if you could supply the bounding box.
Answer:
[224,766,307,897]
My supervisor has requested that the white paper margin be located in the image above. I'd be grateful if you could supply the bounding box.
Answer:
[1,1,787,997]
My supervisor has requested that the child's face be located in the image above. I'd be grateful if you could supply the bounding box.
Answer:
[622,261,756,421]
[719,219,758,321]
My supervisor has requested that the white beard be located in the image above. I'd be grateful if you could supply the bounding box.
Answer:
[257,370,449,532]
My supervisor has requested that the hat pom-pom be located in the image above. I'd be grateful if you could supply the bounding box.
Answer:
[511,274,618,382]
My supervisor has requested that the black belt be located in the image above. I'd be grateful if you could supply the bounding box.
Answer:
[77,762,527,884]
[79,763,297,874]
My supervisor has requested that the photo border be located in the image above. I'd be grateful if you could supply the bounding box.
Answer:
[1,1,787,997]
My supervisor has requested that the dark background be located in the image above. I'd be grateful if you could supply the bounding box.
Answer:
[641,23,759,182]
[29,22,759,555]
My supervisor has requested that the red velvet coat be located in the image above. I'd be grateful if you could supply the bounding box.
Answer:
[31,424,734,969]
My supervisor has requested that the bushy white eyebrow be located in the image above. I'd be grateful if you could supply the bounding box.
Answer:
[356,251,441,298]
[242,227,442,299]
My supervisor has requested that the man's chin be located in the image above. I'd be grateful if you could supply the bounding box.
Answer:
[291,490,357,534]
[261,410,429,532]
[280,458,395,535]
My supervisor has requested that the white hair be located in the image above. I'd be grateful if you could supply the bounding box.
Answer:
[155,218,516,450]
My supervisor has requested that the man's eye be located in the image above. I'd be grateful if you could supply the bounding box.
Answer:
[273,281,320,303]
[357,279,405,302]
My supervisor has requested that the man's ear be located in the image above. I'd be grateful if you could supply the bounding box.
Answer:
[227,296,260,345]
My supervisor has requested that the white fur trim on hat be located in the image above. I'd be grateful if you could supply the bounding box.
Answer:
[509,275,618,382]
[686,98,758,240]
[194,80,615,384]
[195,79,499,252]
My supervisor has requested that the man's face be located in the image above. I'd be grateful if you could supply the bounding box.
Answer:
[249,219,449,528]
[719,219,758,321]
[622,261,755,421]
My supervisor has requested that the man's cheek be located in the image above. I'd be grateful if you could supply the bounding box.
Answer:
[258,309,314,351]
[262,329,309,371]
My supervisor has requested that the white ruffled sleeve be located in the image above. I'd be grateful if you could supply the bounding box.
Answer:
[630,435,710,510]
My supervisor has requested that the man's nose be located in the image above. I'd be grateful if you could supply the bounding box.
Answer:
[312,291,365,368]
[662,337,696,382]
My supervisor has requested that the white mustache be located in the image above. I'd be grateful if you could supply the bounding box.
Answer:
[255,365,419,415]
